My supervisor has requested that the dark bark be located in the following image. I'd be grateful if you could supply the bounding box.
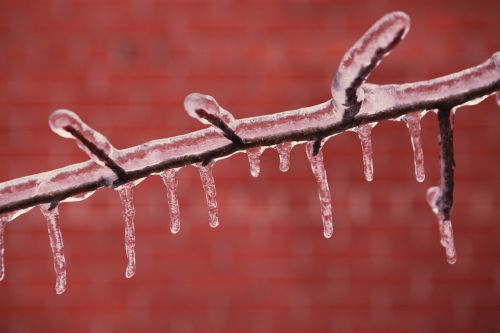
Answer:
[436,107,455,221]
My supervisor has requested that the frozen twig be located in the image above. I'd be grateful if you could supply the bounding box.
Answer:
[0,11,498,290]
[0,58,499,217]
[436,107,455,221]
[332,11,410,120]
[184,93,243,146]
[49,109,128,183]
[0,13,498,220]
[426,106,458,264]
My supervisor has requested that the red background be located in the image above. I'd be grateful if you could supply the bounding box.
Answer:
[0,1,499,332]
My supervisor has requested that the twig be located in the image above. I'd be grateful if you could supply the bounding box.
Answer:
[194,109,244,146]
[436,107,455,221]
[333,12,410,121]
[63,126,129,182]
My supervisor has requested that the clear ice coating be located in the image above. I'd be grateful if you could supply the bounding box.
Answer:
[404,113,425,182]
[246,147,263,178]
[306,142,334,238]
[360,53,500,117]
[332,11,410,114]
[117,184,137,278]
[276,142,293,172]
[40,205,67,294]
[0,212,21,281]
[426,186,457,264]
[2,51,496,220]
[184,93,236,127]
[197,163,219,228]
[159,169,181,234]
[48,109,119,163]
[63,190,96,203]
[0,218,6,281]
[355,124,374,182]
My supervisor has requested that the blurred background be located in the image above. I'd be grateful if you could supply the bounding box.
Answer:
[0,0,499,332]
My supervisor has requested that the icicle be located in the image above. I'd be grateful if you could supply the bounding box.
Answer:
[276,142,293,172]
[159,169,181,234]
[246,147,263,178]
[116,184,136,278]
[197,163,219,228]
[404,113,425,182]
[438,219,456,264]
[306,142,334,238]
[0,218,6,281]
[40,205,67,294]
[355,124,374,182]
[426,187,457,264]
[1,211,29,281]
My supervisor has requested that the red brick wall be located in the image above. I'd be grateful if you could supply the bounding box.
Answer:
[1,1,499,332]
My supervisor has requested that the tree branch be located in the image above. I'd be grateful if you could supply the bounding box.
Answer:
[0,12,499,221]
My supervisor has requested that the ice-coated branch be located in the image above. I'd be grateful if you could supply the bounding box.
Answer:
[184,93,243,147]
[436,107,455,221]
[0,11,499,293]
[0,53,499,217]
[49,109,128,183]
[426,106,458,264]
[332,11,410,120]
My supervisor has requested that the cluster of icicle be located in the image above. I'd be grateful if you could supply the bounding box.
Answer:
[0,11,499,294]
[0,97,450,294]
[0,100,427,295]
